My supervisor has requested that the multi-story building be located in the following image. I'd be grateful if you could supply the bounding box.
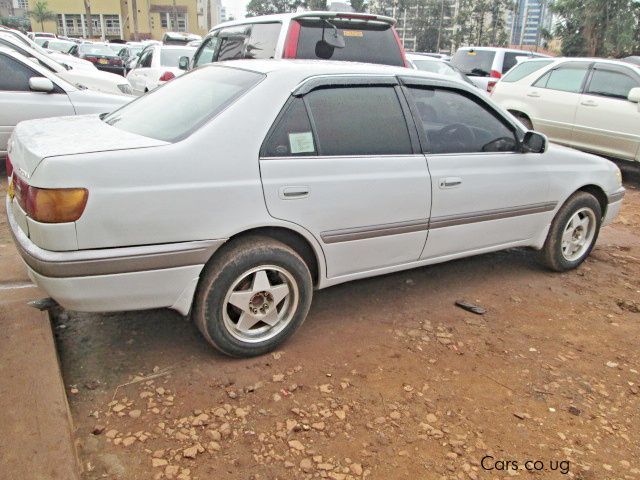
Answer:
[507,0,553,47]
[0,0,28,18]
[35,0,209,41]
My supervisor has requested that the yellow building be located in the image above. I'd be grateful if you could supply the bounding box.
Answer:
[36,0,219,41]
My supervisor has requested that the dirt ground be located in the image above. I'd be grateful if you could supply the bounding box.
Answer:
[4,168,640,480]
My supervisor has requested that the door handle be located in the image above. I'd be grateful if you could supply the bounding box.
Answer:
[526,91,540,98]
[439,177,462,189]
[580,100,598,107]
[279,186,309,199]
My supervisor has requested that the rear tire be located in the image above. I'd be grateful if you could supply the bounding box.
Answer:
[193,236,313,357]
[538,192,601,272]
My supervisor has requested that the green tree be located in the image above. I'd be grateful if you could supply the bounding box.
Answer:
[28,0,56,32]
[451,0,513,49]
[307,0,328,9]
[349,0,367,12]
[552,0,639,57]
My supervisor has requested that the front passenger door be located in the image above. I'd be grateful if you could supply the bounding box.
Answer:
[402,82,553,260]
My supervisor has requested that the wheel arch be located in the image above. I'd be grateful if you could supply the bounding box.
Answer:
[218,225,325,287]
[576,184,608,218]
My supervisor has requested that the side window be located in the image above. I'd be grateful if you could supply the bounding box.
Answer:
[193,34,220,67]
[305,87,412,156]
[0,54,37,91]
[140,49,153,68]
[262,98,316,157]
[587,68,639,100]
[502,52,519,74]
[533,64,589,93]
[245,23,281,59]
[407,87,518,154]
[216,26,249,62]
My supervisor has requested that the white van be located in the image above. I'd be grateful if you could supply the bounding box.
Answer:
[451,47,549,93]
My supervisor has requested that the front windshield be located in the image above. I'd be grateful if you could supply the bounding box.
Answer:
[103,66,264,142]
[47,40,75,53]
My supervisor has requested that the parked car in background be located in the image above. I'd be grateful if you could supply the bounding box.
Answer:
[70,43,126,75]
[0,48,130,159]
[0,26,96,71]
[413,52,451,61]
[162,32,202,45]
[187,12,407,71]
[127,44,196,94]
[27,32,56,40]
[0,33,133,95]
[492,58,640,163]
[116,43,145,72]
[6,59,624,357]
[451,46,549,93]
[33,37,49,47]
[406,53,479,90]
[40,38,76,54]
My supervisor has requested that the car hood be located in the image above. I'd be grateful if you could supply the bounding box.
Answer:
[49,52,96,71]
[58,69,132,95]
[9,114,168,177]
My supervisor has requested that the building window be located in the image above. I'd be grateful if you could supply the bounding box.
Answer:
[104,14,120,33]
[16,0,28,8]
[160,12,187,32]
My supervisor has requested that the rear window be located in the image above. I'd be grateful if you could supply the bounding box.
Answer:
[451,49,496,77]
[103,66,264,142]
[295,19,403,67]
[502,60,554,82]
[160,47,195,67]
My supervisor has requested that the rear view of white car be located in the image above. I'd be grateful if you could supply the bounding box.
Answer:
[127,44,196,94]
[492,58,640,163]
[451,46,549,93]
[0,48,131,159]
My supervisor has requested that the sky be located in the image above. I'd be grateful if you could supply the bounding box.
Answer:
[222,0,248,21]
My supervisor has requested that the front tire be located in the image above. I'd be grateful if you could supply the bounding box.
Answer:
[538,192,602,271]
[193,236,313,357]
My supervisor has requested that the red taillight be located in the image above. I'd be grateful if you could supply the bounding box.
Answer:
[12,174,88,223]
[490,69,502,79]
[5,155,13,178]
[336,13,378,20]
[159,71,175,82]
[392,27,408,68]
[487,80,497,94]
[109,57,122,66]
[283,20,301,58]
[84,56,98,63]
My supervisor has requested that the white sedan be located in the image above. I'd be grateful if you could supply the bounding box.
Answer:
[0,48,131,158]
[126,44,196,94]
[492,57,640,162]
[6,60,624,357]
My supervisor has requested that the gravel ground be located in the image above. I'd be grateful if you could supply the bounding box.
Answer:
[5,169,640,480]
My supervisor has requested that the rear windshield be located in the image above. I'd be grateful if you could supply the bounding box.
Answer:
[79,44,115,56]
[295,19,403,67]
[160,47,195,66]
[502,60,554,82]
[451,49,496,77]
[103,66,264,142]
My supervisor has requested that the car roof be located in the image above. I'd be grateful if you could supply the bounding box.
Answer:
[457,46,546,54]
[209,11,396,33]
[535,56,640,71]
[209,59,473,89]
[406,53,442,62]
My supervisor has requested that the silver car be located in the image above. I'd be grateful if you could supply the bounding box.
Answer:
[6,60,624,357]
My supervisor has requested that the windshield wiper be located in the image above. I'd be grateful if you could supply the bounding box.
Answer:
[466,67,490,77]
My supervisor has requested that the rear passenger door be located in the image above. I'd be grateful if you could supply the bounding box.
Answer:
[572,63,640,161]
[401,79,552,259]
[259,78,431,278]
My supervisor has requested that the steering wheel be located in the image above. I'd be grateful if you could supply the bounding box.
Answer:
[438,123,475,152]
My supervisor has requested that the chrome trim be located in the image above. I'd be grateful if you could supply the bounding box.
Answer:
[259,154,423,160]
[321,218,429,244]
[7,197,226,278]
[430,202,557,229]
[608,190,625,203]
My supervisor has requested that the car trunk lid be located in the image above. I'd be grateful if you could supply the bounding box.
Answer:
[9,114,168,178]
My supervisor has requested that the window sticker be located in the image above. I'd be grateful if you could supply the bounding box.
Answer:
[289,132,315,154]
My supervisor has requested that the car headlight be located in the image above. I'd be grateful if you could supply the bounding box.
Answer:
[615,168,623,187]
[117,84,133,95]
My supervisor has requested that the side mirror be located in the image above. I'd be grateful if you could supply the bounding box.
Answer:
[178,56,189,71]
[29,77,55,93]
[522,131,547,153]
[628,87,640,103]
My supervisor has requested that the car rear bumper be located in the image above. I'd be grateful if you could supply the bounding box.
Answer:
[94,64,126,76]
[7,196,225,314]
